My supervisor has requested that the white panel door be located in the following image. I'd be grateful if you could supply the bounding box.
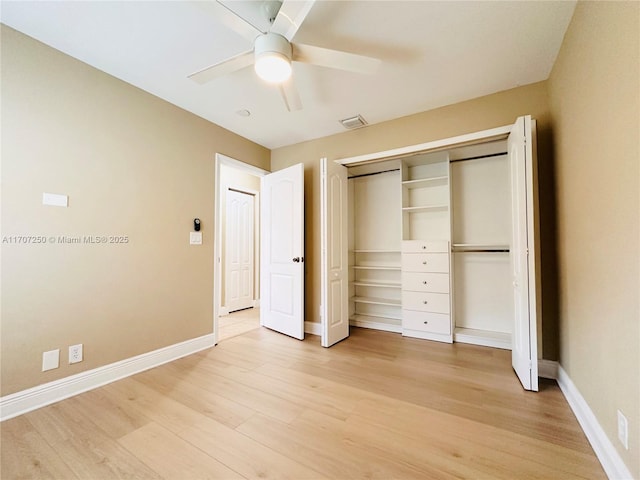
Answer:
[320,158,349,347]
[509,115,539,391]
[260,163,304,340]
[225,189,254,312]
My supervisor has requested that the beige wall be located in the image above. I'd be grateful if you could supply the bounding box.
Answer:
[0,25,269,395]
[548,2,639,476]
[219,164,261,308]
[272,81,559,360]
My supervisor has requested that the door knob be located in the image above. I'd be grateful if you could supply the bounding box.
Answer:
[293,257,300,263]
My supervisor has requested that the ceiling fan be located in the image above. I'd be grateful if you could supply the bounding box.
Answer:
[188,0,381,111]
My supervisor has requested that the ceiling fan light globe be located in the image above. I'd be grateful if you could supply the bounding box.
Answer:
[255,52,292,83]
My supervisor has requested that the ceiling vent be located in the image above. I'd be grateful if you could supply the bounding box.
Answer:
[340,114,368,130]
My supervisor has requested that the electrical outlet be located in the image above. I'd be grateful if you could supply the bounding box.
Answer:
[42,349,60,371]
[69,344,83,364]
[617,410,629,450]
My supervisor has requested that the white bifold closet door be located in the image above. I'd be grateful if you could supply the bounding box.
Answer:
[320,158,349,347]
[509,115,539,391]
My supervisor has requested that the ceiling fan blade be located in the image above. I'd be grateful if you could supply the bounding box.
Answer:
[279,76,303,111]
[188,50,254,84]
[270,0,316,41]
[192,1,262,43]
[292,43,381,75]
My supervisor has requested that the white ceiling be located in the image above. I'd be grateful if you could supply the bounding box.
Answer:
[1,1,576,150]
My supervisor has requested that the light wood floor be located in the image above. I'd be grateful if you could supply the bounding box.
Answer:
[1,327,605,479]
[218,308,261,342]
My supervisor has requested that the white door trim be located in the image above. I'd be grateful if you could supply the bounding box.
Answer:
[214,154,268,345]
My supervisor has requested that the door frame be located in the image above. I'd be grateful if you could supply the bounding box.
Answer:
[214,153,268,345]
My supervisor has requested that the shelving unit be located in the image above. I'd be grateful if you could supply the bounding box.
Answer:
[347,166,403,334]
[401,152,451,242]
[349,251,402,333]
[398,152,453,342]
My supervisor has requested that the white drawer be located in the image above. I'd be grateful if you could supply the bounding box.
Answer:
[401,253,449,273]
[402,291,450,314]
[402,240,449,253]
[403,310,451,335]
[402,272,449,293]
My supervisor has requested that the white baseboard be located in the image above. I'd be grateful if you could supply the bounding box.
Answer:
[219,306,230,316]
[0,333,216,422]
[252,299,260,308]
[538,359,558,379]
[557,365,633,480]
[304,321,321,336]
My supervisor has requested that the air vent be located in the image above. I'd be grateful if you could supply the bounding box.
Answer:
[340,114,368,130]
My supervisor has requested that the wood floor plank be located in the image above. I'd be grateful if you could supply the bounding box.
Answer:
[0,415,78,480]
[101,377,225,436]
[118,422,244,479]
[346,399,605,479]
[151,362,305,424]
[178,417,323,479]
[237,412,446,479]
[67,388,151,440]
[133,364,256,429]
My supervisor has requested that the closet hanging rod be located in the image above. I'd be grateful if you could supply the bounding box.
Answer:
[452,244,510,253]
[452,249,510,253]
[348,168,400,179]
[450,151,507,163]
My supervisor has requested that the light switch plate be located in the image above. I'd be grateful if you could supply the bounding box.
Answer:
[43,192,68,207]
[42,349,60,371]
[190,232,202,245]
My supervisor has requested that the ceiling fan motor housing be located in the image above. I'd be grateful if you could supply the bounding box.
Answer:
[254,33,292,61]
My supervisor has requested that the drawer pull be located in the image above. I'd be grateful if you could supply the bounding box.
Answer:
[422,245,427,250]
[422,261,427,265]
[423,321,429,324]
[422,281,428,285]
[423,300,428,304]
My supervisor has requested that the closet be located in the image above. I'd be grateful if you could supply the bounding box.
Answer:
[321,115,540,391]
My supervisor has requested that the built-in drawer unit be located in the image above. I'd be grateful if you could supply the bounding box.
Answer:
[401,240,452,340]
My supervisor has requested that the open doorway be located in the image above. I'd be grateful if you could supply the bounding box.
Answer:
[213,154,268,344]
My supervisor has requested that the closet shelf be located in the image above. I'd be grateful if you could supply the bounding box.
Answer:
[350,315,402,333]
[352,249,400,253]
[351,312,403,321]
[352,281,401,289]
[402,204,449,213]
[352,296,401,306]
[352,265,401,271]
[402,176,448,189]
[454,327,511,350]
